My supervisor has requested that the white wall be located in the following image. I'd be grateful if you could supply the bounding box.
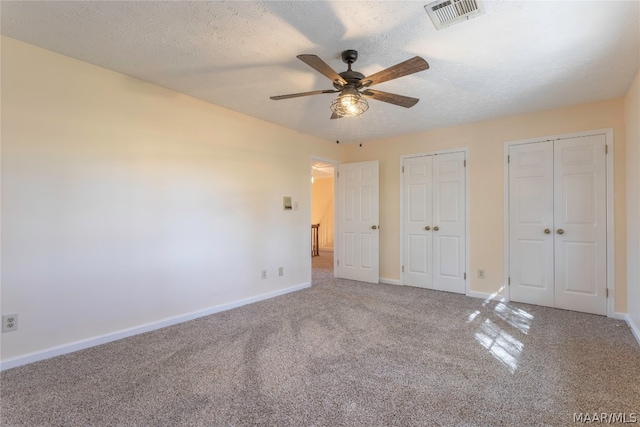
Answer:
[1,37,343,365]
[625,68,640,340]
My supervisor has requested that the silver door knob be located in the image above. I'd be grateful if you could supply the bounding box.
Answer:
[544,228,551,234]
[371,225,378,230]
[433,226,439,231]
[425,226,431,231]
[557,229,564,235]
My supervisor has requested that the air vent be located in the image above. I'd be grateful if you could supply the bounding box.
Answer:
[425,0,484,30]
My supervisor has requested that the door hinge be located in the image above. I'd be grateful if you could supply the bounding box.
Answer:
[606,288,609,298]
[337,171,339,178]
[605,145,608,154]
[507,155,510,163]
[464,272,466,280]
[337,259,339,266]
[508,277,511,286]
[463,160,466,167]
[402,166,404,173]
[402,266,404,273]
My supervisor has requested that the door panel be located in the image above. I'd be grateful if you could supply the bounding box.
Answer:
[509,141,555,307]
[518,240,547,288]
[436,235,460,277]
[432,152,466,294]
[554,135,606,315]
[403,156,433,288]
[337,161,379,283]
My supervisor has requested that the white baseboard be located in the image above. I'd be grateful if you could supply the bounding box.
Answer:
[0,282,310,372]
[319,247,334,252]
[626,314,640,347]
[466,290,494,300]
[380,278,401,286]
[610,311,627,321]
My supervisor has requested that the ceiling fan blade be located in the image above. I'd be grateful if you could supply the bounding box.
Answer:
[297,54,347,86]
[360,56,429,87]
[270,89,338,100]
[361,89,419,108]
[330,112,343,120]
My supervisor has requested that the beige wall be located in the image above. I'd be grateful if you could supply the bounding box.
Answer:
[1,36,343,363]
[344,99,627,313]
[311,177,334,250]
[625,68,640,333]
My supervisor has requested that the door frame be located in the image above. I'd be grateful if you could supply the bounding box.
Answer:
[310,155,339,280]
[503,128,616,317]
[399,147,470,294]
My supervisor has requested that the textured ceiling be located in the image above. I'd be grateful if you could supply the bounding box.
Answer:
[2,1,639,144]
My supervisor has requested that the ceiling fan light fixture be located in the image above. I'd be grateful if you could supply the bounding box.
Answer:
[330,87,369,118]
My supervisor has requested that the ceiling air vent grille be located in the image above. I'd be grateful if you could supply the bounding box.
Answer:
[425,0,484,30]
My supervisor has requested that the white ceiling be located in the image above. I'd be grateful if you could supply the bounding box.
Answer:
[2,1,639,144]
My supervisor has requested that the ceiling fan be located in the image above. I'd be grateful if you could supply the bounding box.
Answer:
[270,50,429,119]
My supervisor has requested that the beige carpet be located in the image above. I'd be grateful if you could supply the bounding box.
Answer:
[1,250,639,426]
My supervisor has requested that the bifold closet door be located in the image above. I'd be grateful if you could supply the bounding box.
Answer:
[509,135,607,315]
[403,152,466,294]
[403,156,433,289]
[509,141,555,307]
[432,152,466,294]
[553,135,607,315]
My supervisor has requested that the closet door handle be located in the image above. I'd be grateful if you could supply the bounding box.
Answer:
[433,226,439,231]
[544,228,551,234]
[556,229,564,235]
[425,226,431,231]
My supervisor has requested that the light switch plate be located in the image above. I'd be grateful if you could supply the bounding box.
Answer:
[283,196,292,210]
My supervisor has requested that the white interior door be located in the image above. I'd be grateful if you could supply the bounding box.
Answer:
[403,156,433,288]
[509,141,555,307]
[402,151,466,294]
[553,135,607,315]
[432,152,466,294]
[337,161,379,283]
[508,135,607,315]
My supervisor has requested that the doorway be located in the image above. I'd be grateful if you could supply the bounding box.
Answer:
[311,159,335,283]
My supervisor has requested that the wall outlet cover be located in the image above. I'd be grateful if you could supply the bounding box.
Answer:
[2,314,18,333]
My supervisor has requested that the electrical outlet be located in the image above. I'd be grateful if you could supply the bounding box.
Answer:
[279,267,284,277]
[2,314,18,333]
[477,269,485,279]
[261,270,267,280]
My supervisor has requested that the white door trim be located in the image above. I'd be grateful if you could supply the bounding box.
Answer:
[399,147,470,294]
[503,128,615,317]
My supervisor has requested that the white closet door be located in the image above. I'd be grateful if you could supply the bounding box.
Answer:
[553,135,607,315]
[337,161,380,284]
[432,152,466,294]
[403,156,433,288]
[509,141,555,307]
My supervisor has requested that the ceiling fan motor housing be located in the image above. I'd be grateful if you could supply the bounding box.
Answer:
[341,49,358,64]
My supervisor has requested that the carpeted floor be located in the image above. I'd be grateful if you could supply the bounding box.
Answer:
[1,250,639,426]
